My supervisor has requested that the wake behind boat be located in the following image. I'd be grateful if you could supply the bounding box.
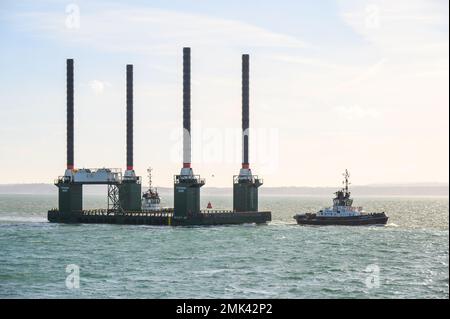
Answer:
[294,170,388,226]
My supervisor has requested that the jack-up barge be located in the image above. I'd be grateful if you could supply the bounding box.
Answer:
[48,48,271,226]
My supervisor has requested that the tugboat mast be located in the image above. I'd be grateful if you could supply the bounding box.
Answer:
[343,169,350,194]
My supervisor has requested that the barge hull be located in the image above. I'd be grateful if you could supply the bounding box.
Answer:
[48,210,271,226]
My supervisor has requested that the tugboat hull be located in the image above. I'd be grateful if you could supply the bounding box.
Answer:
[294,213,388,226]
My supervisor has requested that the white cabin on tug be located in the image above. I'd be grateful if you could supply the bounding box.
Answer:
[318,206,364,217]
[318,171,364,217]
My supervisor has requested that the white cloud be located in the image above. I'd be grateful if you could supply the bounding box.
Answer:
[89,80,108,95]
[17,6,308,54]
[273,55,355,72]
[2,1,448,185]
[336,58,387,89]
[337,0,449,57]
[334,105,381,120]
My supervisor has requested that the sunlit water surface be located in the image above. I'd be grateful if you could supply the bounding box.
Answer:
[0,194,448,298]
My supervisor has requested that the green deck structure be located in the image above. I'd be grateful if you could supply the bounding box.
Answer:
[119,180,142,211]
[233,175,262,212]
[174,175,205,219]
[57,181,82,213]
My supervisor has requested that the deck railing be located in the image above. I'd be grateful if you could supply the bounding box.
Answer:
[174,175,205,185]
[57,209,177,217]
[200,209,234,214]
[233,175,263,184]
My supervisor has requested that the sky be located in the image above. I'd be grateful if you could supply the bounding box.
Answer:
[0,0,448,187]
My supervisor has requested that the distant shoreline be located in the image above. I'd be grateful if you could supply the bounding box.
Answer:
[0,183,448,197]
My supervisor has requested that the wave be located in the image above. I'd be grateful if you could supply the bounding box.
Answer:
[386,223,400,227]
[269,220,297,226]
[0,216,48,223]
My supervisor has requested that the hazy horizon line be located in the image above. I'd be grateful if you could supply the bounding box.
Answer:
[1,182,448,197]
[0,182,448,187]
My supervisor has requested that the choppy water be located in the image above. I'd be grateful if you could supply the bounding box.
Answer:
[0,194,448,298]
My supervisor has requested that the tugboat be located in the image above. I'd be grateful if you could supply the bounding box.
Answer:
[294,170,388,226]
[141,168,161,211]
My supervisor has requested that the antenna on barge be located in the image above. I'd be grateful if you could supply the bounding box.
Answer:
[147,167,158,193]
[147,167,153,189]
